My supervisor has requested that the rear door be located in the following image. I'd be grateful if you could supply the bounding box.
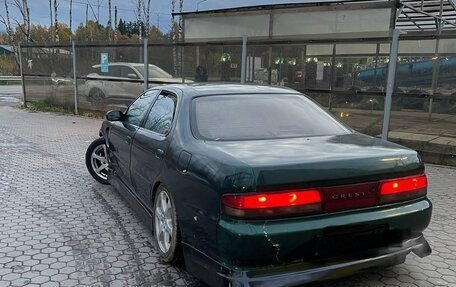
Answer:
[103,65,122,102]
[108,90,159,190]
[130,90,179,207]
[119,65,144,102]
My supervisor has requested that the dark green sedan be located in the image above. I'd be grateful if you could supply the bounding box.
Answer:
[85,84,432,287]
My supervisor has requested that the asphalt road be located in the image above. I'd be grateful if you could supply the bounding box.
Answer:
[0,85,22,106]
[0,104,455,287]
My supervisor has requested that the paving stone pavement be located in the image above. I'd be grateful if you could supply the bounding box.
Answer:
[0,105,455,287]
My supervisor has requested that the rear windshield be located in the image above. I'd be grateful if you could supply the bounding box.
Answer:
[135,65,173,79]
[192,94,350,141]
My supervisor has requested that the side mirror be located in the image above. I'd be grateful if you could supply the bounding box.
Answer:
[127,73,138,79]
[106,110,123,121]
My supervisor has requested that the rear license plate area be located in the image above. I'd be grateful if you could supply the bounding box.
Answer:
[315,225,388,258]
[323,181,379,213]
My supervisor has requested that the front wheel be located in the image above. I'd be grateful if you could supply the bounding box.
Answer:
[154,185,181,263]
[85,137,110,185]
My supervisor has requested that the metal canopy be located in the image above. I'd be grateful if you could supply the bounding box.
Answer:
[397,0,456,31]
[176,0,456,34]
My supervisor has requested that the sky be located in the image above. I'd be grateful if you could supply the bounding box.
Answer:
[0,0,318,32]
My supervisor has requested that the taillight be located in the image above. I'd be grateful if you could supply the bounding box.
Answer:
[222,189,322,219]
[379,174,427,204]
[221,174,428,219]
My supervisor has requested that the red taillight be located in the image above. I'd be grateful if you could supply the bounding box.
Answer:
[380,174,427,204]
[222,174,428,218]
[222,190,322,219]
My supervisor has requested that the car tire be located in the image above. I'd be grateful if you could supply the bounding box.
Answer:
[85,137,110,185]
[88,88,106,107]
[153,185,182,264]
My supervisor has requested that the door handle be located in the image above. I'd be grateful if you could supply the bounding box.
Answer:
[155,148,164,159]
[125,135,132,144]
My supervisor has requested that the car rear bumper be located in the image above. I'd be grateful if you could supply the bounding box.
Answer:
[185,199,432,287]
[221,234,431,287]
[216,198,432,266]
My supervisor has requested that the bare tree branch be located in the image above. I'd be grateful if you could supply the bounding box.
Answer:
[54,0,59,42]
[2,0,19,64]
[49,0,54,42]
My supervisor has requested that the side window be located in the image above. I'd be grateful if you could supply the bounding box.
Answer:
[106,66,121,77]
[120,66,137,78]
[143,93,177,135]
[124,91,159,126]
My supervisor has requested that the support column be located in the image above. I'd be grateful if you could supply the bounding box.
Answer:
[268,47,272,85]
[18,44,27,107]
[301,45,307,89]
[196,46,200,67]
[143,38,149,91]
[373,43,380,88]
[72,41,78,114]
[328,44,336,111]
[181,46,185,83]
[429,0,445,121]
[428,39,441,121]
[240,35,248,84]
[381,29,400,140]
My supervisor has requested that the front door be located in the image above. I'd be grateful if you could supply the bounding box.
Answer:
[107,90,159,189]
[130,91,178,207]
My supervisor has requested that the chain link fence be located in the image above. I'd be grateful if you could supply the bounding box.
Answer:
[20,36,456,138]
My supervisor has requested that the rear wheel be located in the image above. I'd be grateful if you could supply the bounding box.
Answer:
[154,185,181,263]
[85,137,109,185]
[88,88,106,107]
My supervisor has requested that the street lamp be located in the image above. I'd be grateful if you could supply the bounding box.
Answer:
[197,0,208,11]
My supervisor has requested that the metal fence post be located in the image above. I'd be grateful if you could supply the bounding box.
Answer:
[144,38,149,91]
[18,44,27,107]
[240,35,248,84]
[381,29,400,141]
[267,47,272,85]
[181,46,185,83]
[328,44,337,111]
[72,41,78,114]
[428,39,441,121]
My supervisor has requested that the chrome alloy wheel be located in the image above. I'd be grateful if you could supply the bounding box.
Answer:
[90,144,108,180]
[154,190,174,253]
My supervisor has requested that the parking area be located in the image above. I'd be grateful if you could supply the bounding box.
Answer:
[0,104,455,287]
[0,86,21,107]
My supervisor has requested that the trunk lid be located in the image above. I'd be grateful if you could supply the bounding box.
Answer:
[207,133,423,189]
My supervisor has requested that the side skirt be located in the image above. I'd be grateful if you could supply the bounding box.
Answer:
[108,171,153,231]
[108,170,225,286]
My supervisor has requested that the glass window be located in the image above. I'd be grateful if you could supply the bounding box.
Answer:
[193,94,350,141]
[143,94,177,135]
[106,65,121,77]
[134,64,173,79]
[120,66,138,78]
[124,91,158,126]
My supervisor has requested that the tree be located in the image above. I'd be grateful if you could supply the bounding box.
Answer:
[73,20,108,41]
[117,19,127,35]
[149,26,165,41]
[0,0,19,63]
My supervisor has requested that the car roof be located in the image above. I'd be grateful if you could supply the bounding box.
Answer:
[91,62,158,68]
[155,83,301,97]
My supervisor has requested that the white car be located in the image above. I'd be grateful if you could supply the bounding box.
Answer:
[83,62,191,106]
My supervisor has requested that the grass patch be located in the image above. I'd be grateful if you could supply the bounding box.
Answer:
[21,98,105,120]
[25,98,70,113]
